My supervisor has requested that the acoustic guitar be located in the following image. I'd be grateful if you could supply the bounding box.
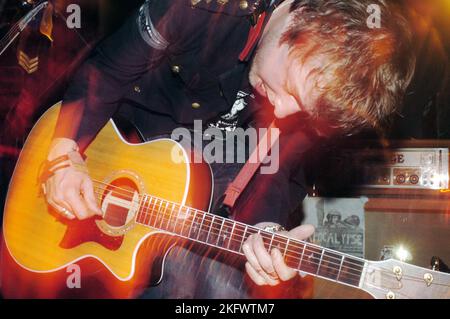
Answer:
[1,102,449,298]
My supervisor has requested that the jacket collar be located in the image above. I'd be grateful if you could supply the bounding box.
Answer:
[188,0,284,23]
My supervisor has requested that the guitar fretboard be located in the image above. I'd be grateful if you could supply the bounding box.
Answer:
[134,194,365,288]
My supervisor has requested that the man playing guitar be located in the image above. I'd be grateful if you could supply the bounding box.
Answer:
[42,0,415,298]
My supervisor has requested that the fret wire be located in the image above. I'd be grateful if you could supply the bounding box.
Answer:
[227,221,236,250]
[97,185,361,271]
[143,195,151,224]
[158,200,169,229]
[216,217,226,246]
[136,194,145,223]
[180,207,189,236]
[187,209,197,238]
[152,197,160,227]
[196,212,206,240]
[205,215,215,244]
[268,233,275,252]
[90,182,360,266]
[283,238,290,257]
[146,203,363,281]
[151,205,362,285]
[337,255,345,281]
[141,197,148,225]
[174,216,359,278]
[152,198,160,227]
[123,202,365,281]
[317,249,325,275]
[172,206,182,234]
[137,199,365,276]
[92,187,368,279]
[125,182,374,280]
[145,197,153,226]
[240,225,248,253]
[145,196,153,226]
[129,196,360,276]
[166,202,176,231]
[153,198,160,227]
[143,195,150,223]
[136,219,363,282]
[158,200,165,227]
[341,258,365,276]
[298,243,307,270]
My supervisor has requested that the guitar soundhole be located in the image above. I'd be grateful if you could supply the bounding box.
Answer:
[59,177,140,249]
[100,178,140,228]
[61,174,143,249]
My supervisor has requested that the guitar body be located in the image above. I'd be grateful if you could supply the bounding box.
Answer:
[4,104,449,299]
[1,102,213,298]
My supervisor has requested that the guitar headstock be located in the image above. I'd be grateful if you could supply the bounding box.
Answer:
[361,259,450,299]
[18,1,49,31]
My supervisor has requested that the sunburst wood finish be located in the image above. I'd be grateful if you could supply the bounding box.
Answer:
[2,103,450,299]
[1,103,213,298]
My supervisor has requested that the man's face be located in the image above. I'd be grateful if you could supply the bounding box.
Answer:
[249,1,324,118]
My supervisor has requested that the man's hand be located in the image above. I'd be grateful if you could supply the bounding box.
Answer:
[242,222,315,286]
[44,138,102,220]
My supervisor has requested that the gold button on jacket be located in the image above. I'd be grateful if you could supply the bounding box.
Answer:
[171,65,180,73]
[239,1,249,10]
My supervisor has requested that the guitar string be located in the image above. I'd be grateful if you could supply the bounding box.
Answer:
[89,179,439,282]
[359,283,413,299]
[93,188,450,289]
[358,274,450,297]
[90,182,367,271]
[138,192,450,286]
[137,195,450,287]
[89,183,450,286]
[90,179,366,267]
[92,188,364,282]
[134,192,364,273]
[0,2,48,49]
[0,24,20,48]
[6,2,446,291]
[51,178,447,286]
[1,10,35,45]
[89,184,368,279]
[71,178,448,285]
[89,180,387,274]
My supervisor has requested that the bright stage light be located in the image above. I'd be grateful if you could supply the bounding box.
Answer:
[395,246,412,262]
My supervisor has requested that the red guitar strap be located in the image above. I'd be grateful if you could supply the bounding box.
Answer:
[223,121,279,209]
[239,12,267,62]
[223,8,275,210]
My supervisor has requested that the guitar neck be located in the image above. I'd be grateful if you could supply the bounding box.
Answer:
[0,1,49,56]
[134,194,367,288]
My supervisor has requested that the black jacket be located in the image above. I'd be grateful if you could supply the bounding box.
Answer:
[55,0,315,226]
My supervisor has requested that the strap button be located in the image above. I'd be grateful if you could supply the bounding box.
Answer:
[191,102,201,109]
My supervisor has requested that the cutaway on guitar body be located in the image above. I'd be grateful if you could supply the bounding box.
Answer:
[2,102,450,299]
[0,102,213,298]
